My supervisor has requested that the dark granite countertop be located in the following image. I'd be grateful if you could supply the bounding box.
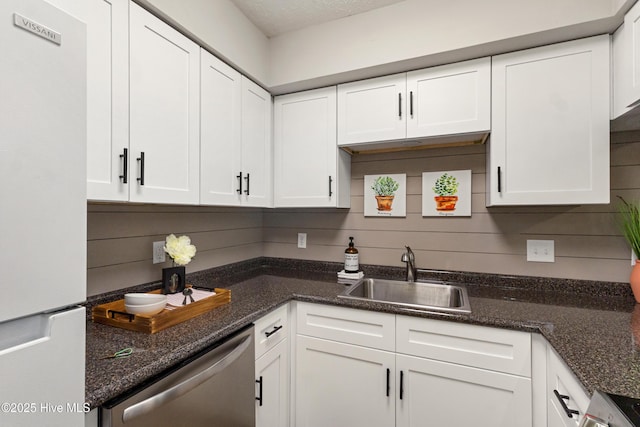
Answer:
[85,259,640,409]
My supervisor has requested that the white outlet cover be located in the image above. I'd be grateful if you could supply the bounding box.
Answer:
[297,233,307,249]
[153,241,166,264]
[526,239,554,263]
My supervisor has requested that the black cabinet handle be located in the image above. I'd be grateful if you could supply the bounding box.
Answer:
[119,148,128,184]
[244,173,250,196]
[386,368,390,397]
[136,152,145,186]
[264,325,282,338]
[236,172,243,194]
[554,390,579,418]
[497,166,502,193]
[256,376,263,407]
[398,93,402,118]
[400,370,404,400]
[410,91,414,117]
[329,176,333,197]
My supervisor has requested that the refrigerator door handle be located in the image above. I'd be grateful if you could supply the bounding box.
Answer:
[122,334,252,423]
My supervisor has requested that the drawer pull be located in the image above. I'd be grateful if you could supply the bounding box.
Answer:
[265,325,283,338]
[553,389,579,418]
[386,368,390,397]
[400,370,404,400]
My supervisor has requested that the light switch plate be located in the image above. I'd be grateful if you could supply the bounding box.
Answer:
[633,250,637,266]
[527,240,554,262]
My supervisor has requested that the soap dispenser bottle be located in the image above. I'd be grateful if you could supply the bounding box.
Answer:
[344,237,359,273]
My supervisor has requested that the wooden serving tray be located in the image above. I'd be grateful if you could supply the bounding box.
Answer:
[92,287,231,334]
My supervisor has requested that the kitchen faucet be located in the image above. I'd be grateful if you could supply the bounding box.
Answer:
[401,246,417,282]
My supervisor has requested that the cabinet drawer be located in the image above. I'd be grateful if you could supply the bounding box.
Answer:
[547,347,589,426]
[255,304,289,359]
[296,302,395,351]
[396,315,531,376]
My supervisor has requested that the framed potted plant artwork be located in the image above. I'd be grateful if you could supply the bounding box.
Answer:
[422,170,472,217]
[364,174,406,217]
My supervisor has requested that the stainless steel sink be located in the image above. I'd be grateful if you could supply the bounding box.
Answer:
[339,278,471,314]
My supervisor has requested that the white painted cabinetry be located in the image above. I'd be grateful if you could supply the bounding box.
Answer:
[254,305,290,427]
[547,347,590,427]
[612,0,640,120]
[44,0,129,201]
[240,78,273,207]
[274,87,351,207]
[295,303,532,427]
[129,3,200,204]
[488,35,610,206]
[337,58,491,148]
[200,50,272,207]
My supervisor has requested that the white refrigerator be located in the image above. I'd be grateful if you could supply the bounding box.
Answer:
[0,0,87,426]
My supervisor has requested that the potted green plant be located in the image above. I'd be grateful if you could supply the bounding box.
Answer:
[618,197,640,302]
[371,176,399,211]
[432,173,459,211]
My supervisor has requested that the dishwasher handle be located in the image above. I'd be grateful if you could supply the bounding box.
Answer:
[122,334,252,423]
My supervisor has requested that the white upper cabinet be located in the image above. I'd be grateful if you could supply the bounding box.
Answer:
[129,3,200,204]
[406,57,490,138]
[487,35,610,206]
[45,0,130,201]
[337,58,490,148]
[338,73,407,145]
[612,0,640,120]
[200,50,243,206]
[200,56,273,207]
[240,77,273,207]
[274,87,351,208]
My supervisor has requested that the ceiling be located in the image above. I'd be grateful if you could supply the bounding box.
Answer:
[230,0,406,37]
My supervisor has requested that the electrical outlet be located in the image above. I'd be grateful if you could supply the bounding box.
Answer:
[153,241,166,264]
[526,239,555,263]
[297,233,307,249]
[633,249,638,266]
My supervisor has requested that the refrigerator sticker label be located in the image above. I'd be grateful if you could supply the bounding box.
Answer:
[13,13,61,45]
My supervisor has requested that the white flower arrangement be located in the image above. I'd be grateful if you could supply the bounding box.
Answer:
[164,234,197,266]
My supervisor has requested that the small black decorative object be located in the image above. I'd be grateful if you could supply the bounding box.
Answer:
[162,266,185,294]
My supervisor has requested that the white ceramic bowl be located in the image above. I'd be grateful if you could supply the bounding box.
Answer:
[125,300,167,316]
[124,293,167,306]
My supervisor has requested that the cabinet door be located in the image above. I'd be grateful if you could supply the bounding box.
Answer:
[241,77,273,207]
[45,0,129,201]
[612,0,640,118]
[396,354,532,427]
[274,87,341,207]
[256,339,289,427]
[129,3,200,204]
[407,57,490,138]
[295,335,395,427]
[488,35,610,206]
[338,73,406,145]
[547,348,589,427]
[200,49,242,205]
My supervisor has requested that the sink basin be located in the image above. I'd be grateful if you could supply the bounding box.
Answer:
[339,278,471,314]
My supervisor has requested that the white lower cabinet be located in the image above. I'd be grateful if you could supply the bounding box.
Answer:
[294,302,533,427]
[254,305,289,427]
[295,335,395,427]
[547,347,590,427]
[256,339,289,427]
[396,354,531,427]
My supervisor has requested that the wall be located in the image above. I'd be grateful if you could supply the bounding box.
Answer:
[268,0,632,94]
[87,204,262,296]
[137,0,270,85]
[263,131,640,283]
[86,132,639,294]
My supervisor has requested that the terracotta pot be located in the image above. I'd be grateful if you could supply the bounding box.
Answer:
[375,195,395,211]
[631,263,640,303]
[434,196,458,211]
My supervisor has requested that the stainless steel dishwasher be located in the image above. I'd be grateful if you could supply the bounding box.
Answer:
[101,326,255,427]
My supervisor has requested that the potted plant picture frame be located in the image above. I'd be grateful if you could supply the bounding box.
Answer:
[422,170,472,217]
[364,174,407,217]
